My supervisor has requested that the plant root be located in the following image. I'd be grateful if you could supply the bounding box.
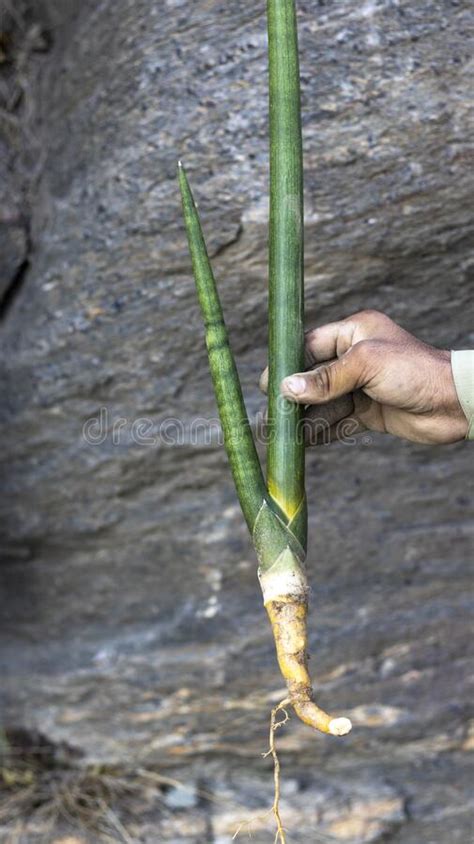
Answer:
[265,596,352,737]
[263,698,291,844]
[233,698,290,844]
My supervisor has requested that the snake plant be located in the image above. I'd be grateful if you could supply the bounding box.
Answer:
[178,0,351,738]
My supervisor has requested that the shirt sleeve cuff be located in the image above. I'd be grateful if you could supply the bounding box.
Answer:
[451,350,474,440]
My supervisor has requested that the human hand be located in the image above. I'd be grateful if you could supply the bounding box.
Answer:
[260,310,467,445]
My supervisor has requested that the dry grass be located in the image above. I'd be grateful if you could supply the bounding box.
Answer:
[0,730,172,843]
[1,765,142,842]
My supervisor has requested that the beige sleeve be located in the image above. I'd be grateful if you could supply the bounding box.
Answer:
[451,350,474,440]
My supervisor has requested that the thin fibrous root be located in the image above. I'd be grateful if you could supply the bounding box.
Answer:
[264,698,290,844]
[265,596,352,737]
[233,698,290,844]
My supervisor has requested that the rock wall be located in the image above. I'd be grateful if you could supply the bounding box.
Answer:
[0,1,473,841]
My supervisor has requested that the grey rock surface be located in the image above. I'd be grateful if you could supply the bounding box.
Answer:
[0,0,473,841]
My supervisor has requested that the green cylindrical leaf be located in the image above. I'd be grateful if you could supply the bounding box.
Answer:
[178,163,267,533]
[266,0,307,550]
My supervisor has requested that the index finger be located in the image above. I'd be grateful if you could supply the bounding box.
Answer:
[305,320,357,363]
[306,310,407,363]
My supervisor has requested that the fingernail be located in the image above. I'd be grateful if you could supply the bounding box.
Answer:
[282,375,306,396]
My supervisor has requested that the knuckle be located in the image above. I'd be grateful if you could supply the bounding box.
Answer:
[354,308,386,324]
[353,338,370,358]
[352,339,374,364]
[351,339,383,382]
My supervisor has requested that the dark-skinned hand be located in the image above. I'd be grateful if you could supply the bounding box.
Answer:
[260,310,467,445]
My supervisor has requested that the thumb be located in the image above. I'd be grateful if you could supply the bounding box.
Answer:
[281,341,370,404]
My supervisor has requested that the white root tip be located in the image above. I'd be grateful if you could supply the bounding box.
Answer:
[178,159,183,168]
[329,717,352,737]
